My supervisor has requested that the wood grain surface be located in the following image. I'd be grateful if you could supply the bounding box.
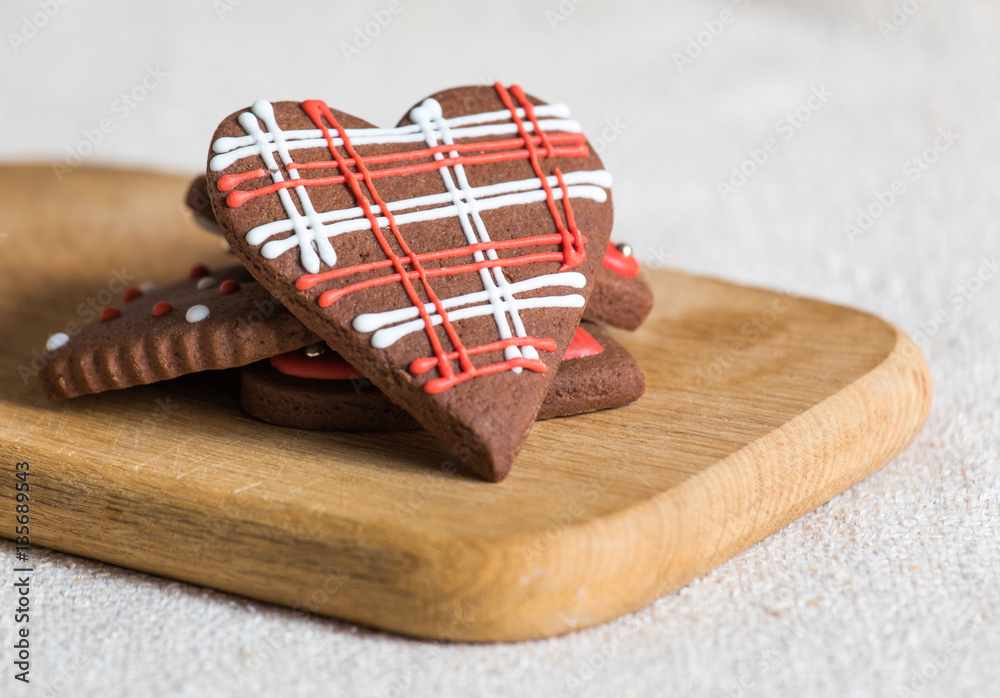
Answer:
[0,165,932,642]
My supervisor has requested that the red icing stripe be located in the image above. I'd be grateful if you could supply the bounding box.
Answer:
[297,232,578,292]
[602,242,640,278]
[301,99,462,385]
[269,349,364,380]
[317,250,569,307]
[410,336,557,375]
[300,99,554,395]
[218,168,268,192]
[225,137,587,208]
[495,83,585,271]
[270,327,603,382]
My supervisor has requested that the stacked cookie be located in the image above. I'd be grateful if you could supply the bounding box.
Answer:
[41,84,654,481]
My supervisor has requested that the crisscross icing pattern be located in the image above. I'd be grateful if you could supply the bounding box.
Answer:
[210,83,611,394]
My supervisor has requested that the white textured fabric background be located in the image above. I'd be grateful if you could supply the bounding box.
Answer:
[2,0,998,696]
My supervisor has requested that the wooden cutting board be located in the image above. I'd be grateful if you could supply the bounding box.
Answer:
[0,165,931,642]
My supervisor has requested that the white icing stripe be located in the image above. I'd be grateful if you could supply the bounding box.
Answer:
[243,171,602,245]
[369,293,586,349]
[238,100,335,273]
[214,103,570,152]
[258,184,608,261]
[211,119,582,172]
[246,173,611,259]
[411,98,534,369]
[353,272,587,332]
[209,103,574,171]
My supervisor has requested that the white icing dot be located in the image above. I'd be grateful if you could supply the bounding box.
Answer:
[185,305,211,323]
[139,282,156,293]
[45,332,70,352]
[196,276,217,290]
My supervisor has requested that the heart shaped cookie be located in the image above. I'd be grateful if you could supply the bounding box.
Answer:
[206,84,613,481]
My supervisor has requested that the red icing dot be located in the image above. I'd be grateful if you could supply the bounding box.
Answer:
[269,348,364,381]
[100,307,121,322]
[122,286,143,302]
[219,279,241,294]
[153,301,173,317]
[602,241,640,278]
[188,264,210,279]
[563,327,603,360]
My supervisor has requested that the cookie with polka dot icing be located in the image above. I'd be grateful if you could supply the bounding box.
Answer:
[187,174,653,330]
[240,323,644,432]
[39,263,319,399]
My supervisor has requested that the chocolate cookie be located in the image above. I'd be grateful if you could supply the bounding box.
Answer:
[589,243,654,330]
[185,174,221,234]
[241,324,644,431]
[206,84,614,480]
[187,175,653,330]
[39,263,318,399]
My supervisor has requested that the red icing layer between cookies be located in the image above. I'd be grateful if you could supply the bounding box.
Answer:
[563,327,603,360]
[269,349,364,380]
